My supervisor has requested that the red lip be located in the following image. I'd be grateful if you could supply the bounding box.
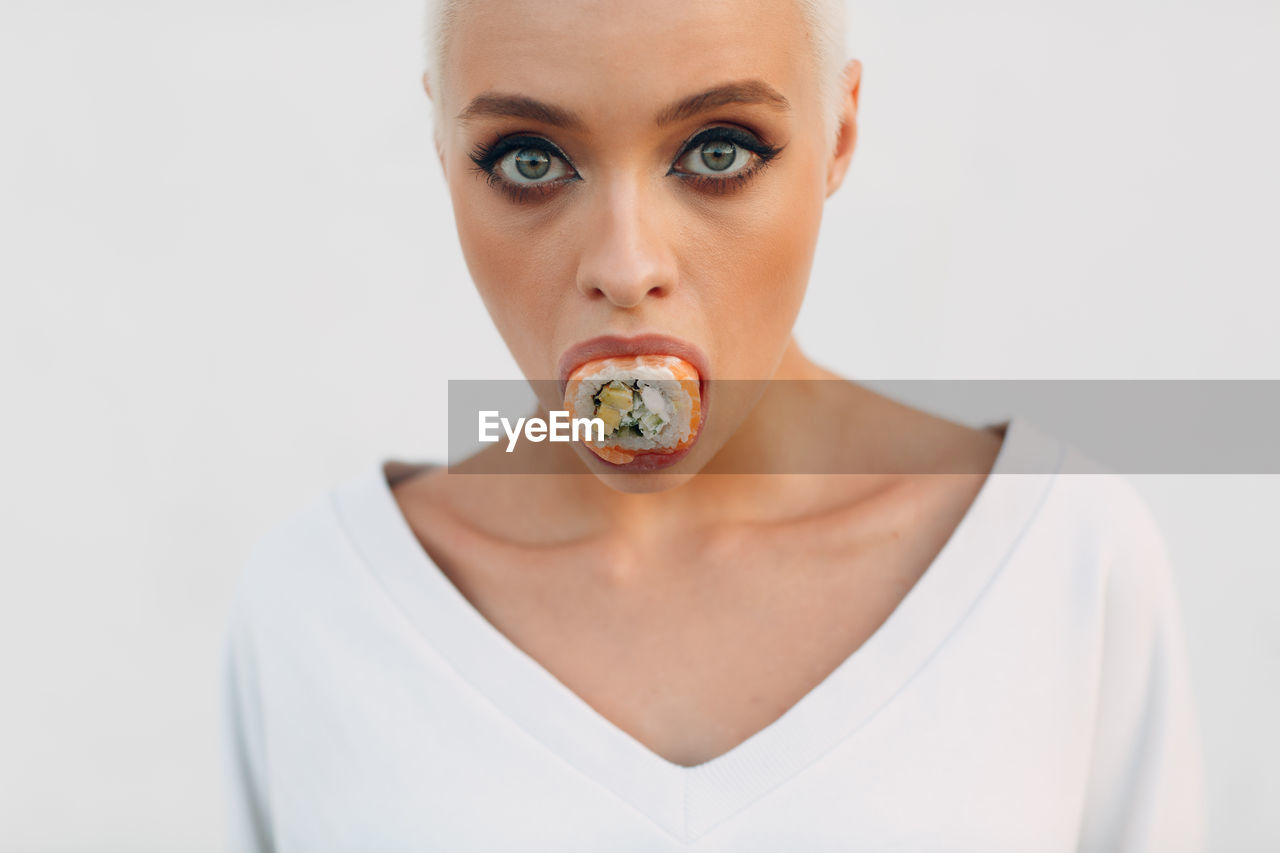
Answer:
[556,333,711,471]
[590,435,701,472]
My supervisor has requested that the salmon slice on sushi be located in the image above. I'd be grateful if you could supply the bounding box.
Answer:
[563,354,702,465]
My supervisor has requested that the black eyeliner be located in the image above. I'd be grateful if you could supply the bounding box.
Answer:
[676,126,784,165]
[468,134,571,171]
[469,125,785,204]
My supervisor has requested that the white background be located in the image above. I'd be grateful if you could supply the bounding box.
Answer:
[2,0,1277,849]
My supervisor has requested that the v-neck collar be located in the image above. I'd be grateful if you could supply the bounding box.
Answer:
[330,415,1065,843]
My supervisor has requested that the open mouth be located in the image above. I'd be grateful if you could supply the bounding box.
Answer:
[557,334,711,471]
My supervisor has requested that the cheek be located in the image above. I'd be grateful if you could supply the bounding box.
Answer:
[449,182,568,371]
[451,181,519,310]
[688,160,825,357]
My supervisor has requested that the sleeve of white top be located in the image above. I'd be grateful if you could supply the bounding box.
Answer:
[1075,483,1207,852]
[220,603,275,853]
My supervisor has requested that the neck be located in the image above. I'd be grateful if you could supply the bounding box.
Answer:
[512,337,867,539]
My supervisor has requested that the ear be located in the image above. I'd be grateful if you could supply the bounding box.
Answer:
[825,59,862,199]
[422,72,447,175]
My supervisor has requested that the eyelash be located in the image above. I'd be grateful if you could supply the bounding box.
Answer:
[466,126,785,204]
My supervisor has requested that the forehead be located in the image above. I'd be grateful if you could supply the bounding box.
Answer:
[446,0,813,131]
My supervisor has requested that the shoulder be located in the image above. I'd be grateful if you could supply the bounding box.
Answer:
[1046,438,1171,562]
[225,469,371,638]
[1026,427,1179,620]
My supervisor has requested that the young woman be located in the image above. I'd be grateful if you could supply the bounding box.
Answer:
[221,1,1205,849]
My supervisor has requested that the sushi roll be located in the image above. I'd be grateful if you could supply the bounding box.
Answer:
[563,354,702,464]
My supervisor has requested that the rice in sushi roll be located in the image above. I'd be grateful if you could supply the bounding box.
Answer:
[563,354,702,464]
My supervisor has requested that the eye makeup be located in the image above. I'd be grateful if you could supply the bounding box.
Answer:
[466,134,579,204]
[466,124,786,205]
[668,125,786,197]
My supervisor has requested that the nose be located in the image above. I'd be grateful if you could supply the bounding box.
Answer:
[574,174,678,308]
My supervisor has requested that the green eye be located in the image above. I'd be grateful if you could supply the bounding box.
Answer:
[496,145,572,185]
[513,149,551,180]
[698,141,740,172]
[676,139,751,177]
[670,125,783,182]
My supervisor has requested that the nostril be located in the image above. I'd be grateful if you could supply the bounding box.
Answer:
[576,274,671,308]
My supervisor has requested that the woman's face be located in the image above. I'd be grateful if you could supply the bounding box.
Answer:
[432,0,855,485]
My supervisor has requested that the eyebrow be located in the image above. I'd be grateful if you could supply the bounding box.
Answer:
[454,79,791,132]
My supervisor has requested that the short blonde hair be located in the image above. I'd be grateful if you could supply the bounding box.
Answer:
[422,0,848,156]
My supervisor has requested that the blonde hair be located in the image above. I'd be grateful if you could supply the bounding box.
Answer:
[422,0,848,155]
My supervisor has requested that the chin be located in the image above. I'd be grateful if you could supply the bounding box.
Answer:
[572,440,711,493]
[588,468,699,494]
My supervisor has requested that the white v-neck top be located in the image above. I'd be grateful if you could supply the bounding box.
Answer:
[220,416,1205,851]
